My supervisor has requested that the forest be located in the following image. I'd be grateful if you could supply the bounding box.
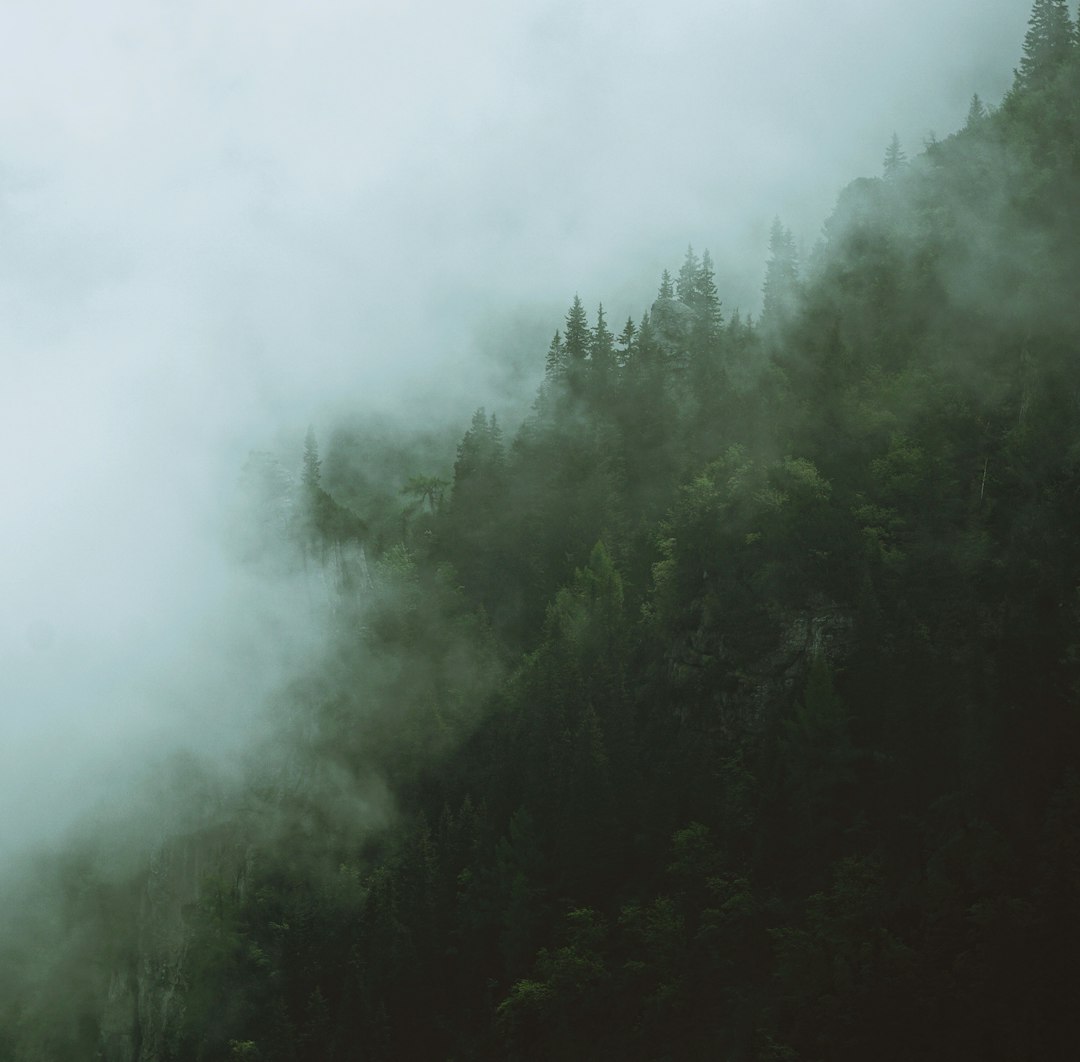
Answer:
[2,3,1080,1059]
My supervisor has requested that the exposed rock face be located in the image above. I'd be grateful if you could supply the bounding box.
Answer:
[97,831,252,1062]
[304,539,373,615]
[747,601,853,719]
[672,597,853,737]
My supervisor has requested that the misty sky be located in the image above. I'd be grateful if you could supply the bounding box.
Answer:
[0,0,1029,855]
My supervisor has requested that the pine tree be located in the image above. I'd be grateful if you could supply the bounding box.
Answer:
[450,408,505,534]
[623,311,662,392]
[453,408,504,487]
[635,311,657,366]
[590,303,616,385]
[1015,0,1075,90]
[685,248,729,460]
[676,245,701,307]
[693,249,723,351]
[564,295,591,397]
[544,330,566,383]
[761,219,800,338]
[616,317,637,370]
[564,296,590,362]
[882,133,906,180]
[489,413,504,460]
[964,92,987,130]
[657,269,675,301]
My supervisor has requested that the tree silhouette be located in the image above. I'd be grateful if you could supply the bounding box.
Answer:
[1015,0,1075,90]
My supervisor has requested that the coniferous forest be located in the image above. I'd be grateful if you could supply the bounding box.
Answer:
[3,4,1080,1060]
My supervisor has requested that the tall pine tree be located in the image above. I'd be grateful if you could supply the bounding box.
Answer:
[590,304,616,393]
[544,330,566,383]
[964,92,987,130]
[616,317,637,371]
[1015,0,1075,91]
[676,245,701,308]
[692,249,723,355]
[564,295,591,396]
[882,133,907,180]
[761,219,800,340]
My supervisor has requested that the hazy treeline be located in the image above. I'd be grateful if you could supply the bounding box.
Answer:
[3,4,1080,1059]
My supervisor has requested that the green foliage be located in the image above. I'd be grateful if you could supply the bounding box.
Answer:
[1015,0,1075,91]
[761,217,800,339]
[882,132,907,179]
[6,15,1080,1060]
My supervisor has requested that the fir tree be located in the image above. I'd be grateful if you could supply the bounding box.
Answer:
[623,310,662,392]
[453,408,504,486]
[489,414,504,459]
[1015,0,1075,90]
[544,330,566,383]
[616,317,637,370]
[562,293,591,386]
[761,218,800,338]
[635,311,656,364]
[564,296,590,362]
[964,92,987,130]
[563,295,591,397]
[590,303,616,385]
[693,248,723,352]
[657,269,675,301]
[676,245,701,307]
[882,132,906,180]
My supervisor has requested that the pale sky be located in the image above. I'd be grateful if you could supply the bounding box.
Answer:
[0,0,1032,854]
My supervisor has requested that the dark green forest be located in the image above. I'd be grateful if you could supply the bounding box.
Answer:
[4,4,1080,1059]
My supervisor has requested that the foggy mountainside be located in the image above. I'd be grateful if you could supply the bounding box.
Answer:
[4,3,1080,1060]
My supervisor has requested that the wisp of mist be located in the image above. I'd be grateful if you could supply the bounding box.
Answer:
[0,0,1029,866]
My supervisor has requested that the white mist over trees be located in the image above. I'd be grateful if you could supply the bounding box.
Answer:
[0,1,1074,1059]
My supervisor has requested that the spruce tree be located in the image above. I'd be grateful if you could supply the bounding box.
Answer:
[676,245,701,307]
[623,311,662,395]
[544,330,566,383]
[761,218,800,338]
[564,295,591,397]
[882,133,906,180]
[451,409,505,511]
[693,249,723,351]
[1015,0,1075,90]
[964,92,987,130]
[590,303,616,385]
[635,311,657,365]
[657,269,675,301]
[616,317,637,370]
[563,295,590,361]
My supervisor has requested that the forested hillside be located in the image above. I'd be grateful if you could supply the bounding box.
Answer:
[3,4,1080,1059]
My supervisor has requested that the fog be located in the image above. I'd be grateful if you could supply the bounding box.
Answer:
[0,0,1028,857]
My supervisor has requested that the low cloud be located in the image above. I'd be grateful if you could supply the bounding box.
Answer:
[0,0,1031,860]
